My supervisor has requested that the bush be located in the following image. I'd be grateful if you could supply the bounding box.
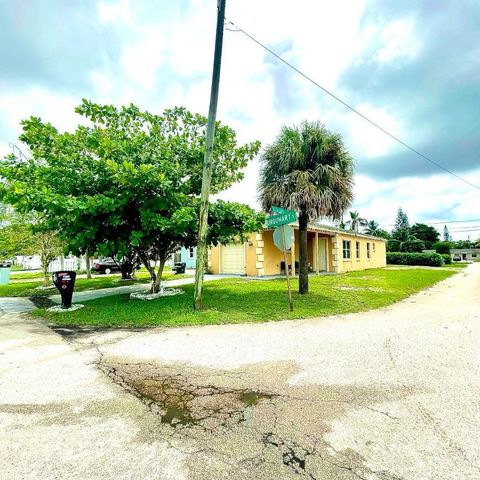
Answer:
[441,254,452,264]
[433,241,453,254]
[400,239,426,252]
[387,239,401,252]
[387,252,444,267]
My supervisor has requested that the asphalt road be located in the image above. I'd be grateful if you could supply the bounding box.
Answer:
[1,264,479,479]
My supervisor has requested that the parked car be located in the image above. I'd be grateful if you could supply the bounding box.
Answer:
[453,254,462,262]
[91,259,121,275]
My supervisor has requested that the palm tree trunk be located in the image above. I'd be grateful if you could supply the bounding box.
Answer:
[298,212,309,294]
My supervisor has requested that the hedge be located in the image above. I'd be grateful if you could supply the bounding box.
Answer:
[387,252,444,267]
[441,253,452,264]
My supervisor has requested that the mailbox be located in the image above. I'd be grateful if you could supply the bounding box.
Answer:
[52,271,77,308]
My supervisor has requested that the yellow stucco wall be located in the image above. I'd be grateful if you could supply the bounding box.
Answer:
[335,232,387,273]
[246,237,258,276]
[209,244,220,273]
[209,227,387,276]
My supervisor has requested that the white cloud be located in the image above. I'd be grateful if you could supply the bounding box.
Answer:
[97,0,132,25]
[376,17,420,63]
[2,0,478,242]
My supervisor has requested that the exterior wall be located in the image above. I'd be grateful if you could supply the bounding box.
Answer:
[209,227,387,276]
[208,235,260,276]
[179,246,196,269]
[246,236,259,276]
[210,245,220,274]
[262,230,290,275]
[336,233,387,273]
[450,248,480,261]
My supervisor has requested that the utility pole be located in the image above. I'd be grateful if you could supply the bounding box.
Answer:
[193,0,227,310]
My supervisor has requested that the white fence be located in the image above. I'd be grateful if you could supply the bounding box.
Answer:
[14,255,96,272]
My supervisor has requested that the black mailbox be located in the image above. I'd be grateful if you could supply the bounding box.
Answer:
[52,271,77,308]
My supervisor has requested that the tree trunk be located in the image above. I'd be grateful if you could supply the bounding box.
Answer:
[42,268,50,287]
[85,254,92,279]
[298,212,309,294]
[152,258,166,293]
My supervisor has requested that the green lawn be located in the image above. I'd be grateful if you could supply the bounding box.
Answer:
[0,270,190,297]
[444,263,469,268]
[34,268,456,328]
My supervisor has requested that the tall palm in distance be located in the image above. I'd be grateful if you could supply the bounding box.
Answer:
[364,219,380,236]
[258,121,354,294]
[345,210,367,232]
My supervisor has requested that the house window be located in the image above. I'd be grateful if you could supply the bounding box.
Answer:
[343,240,351,259]
[372,243,376,253]
[188,247,195,259]
[356,241,360,259]
[367,243,371,259]
[473,253,477,258]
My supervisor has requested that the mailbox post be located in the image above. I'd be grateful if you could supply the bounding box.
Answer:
[52,271,77,309]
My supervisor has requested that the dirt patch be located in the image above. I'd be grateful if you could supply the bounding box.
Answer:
[101,362,276,430]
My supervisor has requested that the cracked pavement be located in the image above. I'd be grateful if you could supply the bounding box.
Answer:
[1,264,480,479]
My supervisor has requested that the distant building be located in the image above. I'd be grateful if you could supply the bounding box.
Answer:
[450,248,480,262]
[173,246,196,269]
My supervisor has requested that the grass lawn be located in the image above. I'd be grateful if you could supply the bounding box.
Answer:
[34,268,457,328]
[0,269,190,297]
[444,263,469,269]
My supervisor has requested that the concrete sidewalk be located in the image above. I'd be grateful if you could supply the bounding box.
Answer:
[0,274,233,313]
[0,312,188,479]
[47,274,231,303]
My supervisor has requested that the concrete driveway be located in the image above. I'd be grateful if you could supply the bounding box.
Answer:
[1,264,479,479]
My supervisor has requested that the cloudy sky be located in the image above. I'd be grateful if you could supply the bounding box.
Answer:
[1,0,479,239]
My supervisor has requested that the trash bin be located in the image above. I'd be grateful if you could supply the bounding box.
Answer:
[0,264,11,285]
[52,271,77,308]
[172,262,186,274]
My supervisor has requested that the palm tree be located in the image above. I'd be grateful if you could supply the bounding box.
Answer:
[259,121,354,294]
[364,220,380,236]
[345,210,367,232]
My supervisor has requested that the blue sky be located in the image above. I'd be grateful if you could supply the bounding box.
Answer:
[1,0,479,239]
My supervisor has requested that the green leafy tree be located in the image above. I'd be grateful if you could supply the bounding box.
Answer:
[345,210,367,232]
[34,229,63,286]
[400,239,426,253]
[259,121,354,294]
[0,101,263,293]
[0,219,36,261]
[375,228,391,239]
[434,241,453,254]
[410,223,440,249]
[452,240,473,249]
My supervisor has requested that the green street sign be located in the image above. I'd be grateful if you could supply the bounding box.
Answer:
[266,210,297,228]
[271,206,288,214]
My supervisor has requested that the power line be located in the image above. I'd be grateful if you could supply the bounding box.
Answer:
[381,218,480,227]
[225,19,480,192]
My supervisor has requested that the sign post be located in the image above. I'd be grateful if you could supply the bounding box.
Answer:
[268,207,297,312]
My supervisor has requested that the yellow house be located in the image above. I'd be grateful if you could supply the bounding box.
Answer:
[209,224,387,276]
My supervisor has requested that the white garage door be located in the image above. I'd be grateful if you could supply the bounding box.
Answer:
[221,243,245,275]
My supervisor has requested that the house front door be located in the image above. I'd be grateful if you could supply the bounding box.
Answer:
[318,238,327,271]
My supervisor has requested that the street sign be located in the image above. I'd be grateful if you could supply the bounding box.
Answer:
[270,222,294,312]
[266,210,297,228]
[273,225,293,251]
[271,206,288,214]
